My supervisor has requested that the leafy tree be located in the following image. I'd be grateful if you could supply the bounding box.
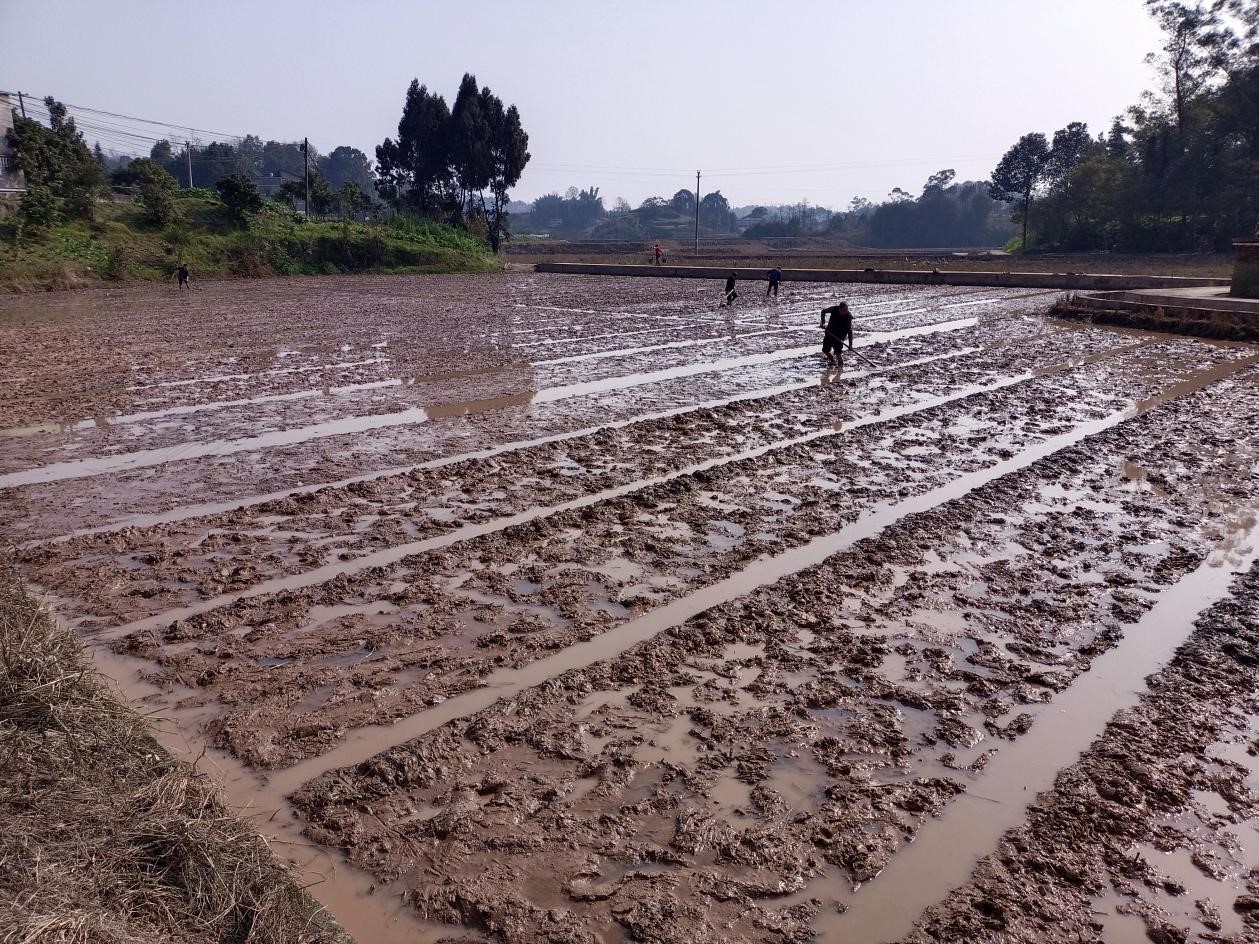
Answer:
[259,139,309,178]
[699,191,735,233]
[671,189,696,214]
[336,180,369,218]
[1144,1,1212,138]
[527,187,603,235]
[215,174,263,227]
[922,169,956,195]
[376,80,454,215]
[150,140,182,183]
[274,179,304,209]
[307,172,335,217]
[478,95,530,251]
[7,97,104,225]
[988,133,1051,248]
[16,185,57,232]
[448,74,490,218]
[113,158,180,226]
[319,146,374,191]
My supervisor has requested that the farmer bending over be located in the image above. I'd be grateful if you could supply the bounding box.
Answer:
[820,301,854,366]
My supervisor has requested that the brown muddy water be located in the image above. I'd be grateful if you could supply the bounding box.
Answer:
[4,273,1259,944]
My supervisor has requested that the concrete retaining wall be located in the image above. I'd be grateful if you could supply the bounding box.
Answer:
[1061,291,1259,341]
[533,262,1230,292]
[1233,240,1259,299]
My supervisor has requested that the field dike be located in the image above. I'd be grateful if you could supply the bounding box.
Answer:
[0,564,350,944]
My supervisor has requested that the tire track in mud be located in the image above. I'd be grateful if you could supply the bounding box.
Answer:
[273,361,1259,944]
[80,333,1162,637]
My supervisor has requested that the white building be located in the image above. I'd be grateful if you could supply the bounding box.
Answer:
[0,92,28,195]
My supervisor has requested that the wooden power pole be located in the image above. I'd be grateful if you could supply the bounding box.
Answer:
[16,92,26,118]
[694,170,701,255]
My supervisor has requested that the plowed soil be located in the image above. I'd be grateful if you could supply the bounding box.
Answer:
[3,272,1257,944]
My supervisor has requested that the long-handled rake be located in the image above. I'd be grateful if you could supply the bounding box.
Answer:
[845,346,880,369]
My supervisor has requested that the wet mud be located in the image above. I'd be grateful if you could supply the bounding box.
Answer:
[3,273,1257,944]
[903,563,1259,944]
[285,366,1259,942]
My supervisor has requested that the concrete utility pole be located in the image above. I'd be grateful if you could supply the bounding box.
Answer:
[303,137,310,216]
[16,92,26,118]
[185,141,193,188]
[694,170,701,255]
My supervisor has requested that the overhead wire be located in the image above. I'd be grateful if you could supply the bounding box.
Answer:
[19,92,339,156]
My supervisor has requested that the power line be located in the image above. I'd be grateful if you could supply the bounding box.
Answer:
[20,91,340,155]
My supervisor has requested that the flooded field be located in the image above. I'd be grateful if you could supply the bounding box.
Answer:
[3,272,1259,944]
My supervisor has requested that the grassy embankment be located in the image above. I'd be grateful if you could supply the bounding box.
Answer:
[0,565,351,944]
[0,192,501,292]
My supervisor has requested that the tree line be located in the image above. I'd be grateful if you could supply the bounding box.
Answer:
[5,73,531,250]
[989,0,1258,252]
[374,73,530,251]
[513,176,1011,248]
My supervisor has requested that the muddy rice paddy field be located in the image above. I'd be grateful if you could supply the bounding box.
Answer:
[3,272,1259,944]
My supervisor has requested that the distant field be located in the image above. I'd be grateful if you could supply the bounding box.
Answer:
[507,241,1234,277]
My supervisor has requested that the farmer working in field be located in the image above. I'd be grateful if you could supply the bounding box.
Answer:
[653,243,665,265]
[820,301,854,366]
[173,264,190,290]
[722,272,738,307]
[766,266,782,297]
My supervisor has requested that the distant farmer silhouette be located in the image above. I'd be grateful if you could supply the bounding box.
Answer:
[820,301,854,366]
[722,272,738,307]
[653,243,664,265]
[766,266,782,297]
[173,264,190,290]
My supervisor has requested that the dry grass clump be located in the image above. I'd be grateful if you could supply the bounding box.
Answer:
[0,568,350,944]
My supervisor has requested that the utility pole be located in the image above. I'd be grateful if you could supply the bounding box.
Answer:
[303,137,310,216]
[694,169,701,255]
[16,92,26,118]
[185,141,193,189]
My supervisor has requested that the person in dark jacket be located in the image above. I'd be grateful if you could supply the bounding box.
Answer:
[722,272,738,307]
[820,301,854,366]
[766,266,782,297]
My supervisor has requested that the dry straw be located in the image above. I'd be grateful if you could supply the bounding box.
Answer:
[0,565,350,944]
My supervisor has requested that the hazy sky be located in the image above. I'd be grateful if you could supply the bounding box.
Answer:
[2,0,1167,209]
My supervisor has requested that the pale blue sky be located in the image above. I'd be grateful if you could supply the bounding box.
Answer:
[1,0,1166,209]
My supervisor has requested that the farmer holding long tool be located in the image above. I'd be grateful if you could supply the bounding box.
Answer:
[722,271,738,307]
[820,301,854,366]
